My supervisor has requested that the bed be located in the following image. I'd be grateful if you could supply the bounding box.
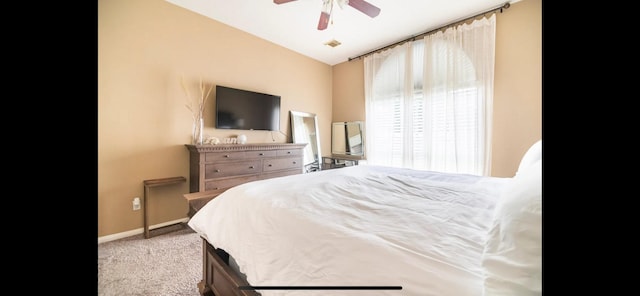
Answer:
[187,140,542,296]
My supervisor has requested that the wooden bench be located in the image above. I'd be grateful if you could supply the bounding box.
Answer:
[143,176,186,238]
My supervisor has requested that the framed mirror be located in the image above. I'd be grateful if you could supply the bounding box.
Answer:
[331,121,365,159]
[290,111,321,172]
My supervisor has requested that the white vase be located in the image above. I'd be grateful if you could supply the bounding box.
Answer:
[192,117,203,145]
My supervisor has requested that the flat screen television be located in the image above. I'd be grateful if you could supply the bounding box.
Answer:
[215,85,281,131]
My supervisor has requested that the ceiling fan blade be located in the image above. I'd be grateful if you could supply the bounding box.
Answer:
[317,11,330,30]
[317,0,332,30]
[273,0,297,4]
[347,0,381,18]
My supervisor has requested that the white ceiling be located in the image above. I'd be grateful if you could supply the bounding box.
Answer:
[165,0,515,66]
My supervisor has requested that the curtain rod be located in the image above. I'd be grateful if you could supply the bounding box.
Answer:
[348,2,511,62]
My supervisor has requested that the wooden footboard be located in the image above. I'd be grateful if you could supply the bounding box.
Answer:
[199,237,260,296]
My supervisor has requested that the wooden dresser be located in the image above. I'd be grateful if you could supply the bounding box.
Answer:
[184,143,307,214]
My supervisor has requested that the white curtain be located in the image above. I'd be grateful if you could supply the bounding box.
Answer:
[364,15,496,176]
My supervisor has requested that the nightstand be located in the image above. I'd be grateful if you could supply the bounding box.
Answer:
[322,156,359,170]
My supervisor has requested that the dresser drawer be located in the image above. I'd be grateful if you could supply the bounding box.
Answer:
[206,151,246,162]
[276,149,302,157]
[261,169,302,180]
[263,157,302,172]
[245,150,277,158]
[204,175,260,191]
[205,160,262,178]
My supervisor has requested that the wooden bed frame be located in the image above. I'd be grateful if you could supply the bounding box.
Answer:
[184,190,260,295]
[198,237,260,296]
[182,190,253,295]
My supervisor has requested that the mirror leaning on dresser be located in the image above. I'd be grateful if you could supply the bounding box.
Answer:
[290,111,321,173]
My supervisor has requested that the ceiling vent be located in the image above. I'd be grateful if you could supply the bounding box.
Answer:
[324,39,341,47]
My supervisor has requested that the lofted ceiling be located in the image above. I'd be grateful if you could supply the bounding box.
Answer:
[165,0,516,66]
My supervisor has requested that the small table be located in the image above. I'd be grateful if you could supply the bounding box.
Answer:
[322,156,359,170]
[143,176,186,239]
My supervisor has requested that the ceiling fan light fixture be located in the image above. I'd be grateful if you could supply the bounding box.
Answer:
[324,39,341,47]
[274,0,380,31]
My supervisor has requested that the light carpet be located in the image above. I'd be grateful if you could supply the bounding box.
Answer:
[97,225,202,296]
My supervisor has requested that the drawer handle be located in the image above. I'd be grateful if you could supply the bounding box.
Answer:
[268,164,272,167]
[249,166,255,169]
[259,153,264,156]
[215,169,220,172]
[293,161,297,164]
[224,155,230,158]
[287,151,291,154]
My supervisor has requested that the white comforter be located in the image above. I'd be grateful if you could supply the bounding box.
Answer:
[188,165,511,296]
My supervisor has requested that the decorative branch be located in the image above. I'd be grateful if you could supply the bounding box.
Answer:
[180,75,213,144]
[180,75,212,121]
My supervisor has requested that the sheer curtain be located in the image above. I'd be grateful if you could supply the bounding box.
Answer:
[364,15,496,176]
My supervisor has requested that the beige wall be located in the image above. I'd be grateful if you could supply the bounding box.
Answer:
[492,0,542,177]
[332,61,365,122]
[99,0,332,237]
[98,0,540,238]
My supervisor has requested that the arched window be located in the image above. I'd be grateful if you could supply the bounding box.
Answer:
[365,15,495,175]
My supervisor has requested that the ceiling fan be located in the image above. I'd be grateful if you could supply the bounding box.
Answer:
[274,0,381,31]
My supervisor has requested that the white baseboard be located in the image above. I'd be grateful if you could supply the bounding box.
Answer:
[97,218,190,244]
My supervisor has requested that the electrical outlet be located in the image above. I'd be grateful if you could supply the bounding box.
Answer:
[132,197,141,211]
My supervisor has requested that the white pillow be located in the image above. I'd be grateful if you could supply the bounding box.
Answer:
[482,160,542,296]
[517,140,542,175]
